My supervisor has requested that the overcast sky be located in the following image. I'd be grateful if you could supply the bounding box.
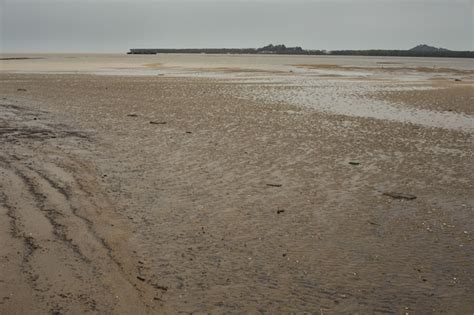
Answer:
[1,0,472,53]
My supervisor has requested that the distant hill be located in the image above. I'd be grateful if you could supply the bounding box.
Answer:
[409,44,450,53]
[330,44,473,58]
[256,44,305,54]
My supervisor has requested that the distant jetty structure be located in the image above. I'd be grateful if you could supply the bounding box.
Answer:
[128,44,474,58]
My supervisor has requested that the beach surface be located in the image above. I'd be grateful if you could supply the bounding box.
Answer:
[1,54,473,313]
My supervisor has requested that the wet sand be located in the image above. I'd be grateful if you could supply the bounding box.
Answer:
[0,57,473,313]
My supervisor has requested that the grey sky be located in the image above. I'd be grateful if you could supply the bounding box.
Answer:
[1,0,472,53]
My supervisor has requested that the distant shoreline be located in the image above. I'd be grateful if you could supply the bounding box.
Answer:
[128,44,474,58]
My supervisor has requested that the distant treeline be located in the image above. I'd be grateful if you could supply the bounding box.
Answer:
[330,50,474,58]
[128,44,326,55]
[128,44,474,58]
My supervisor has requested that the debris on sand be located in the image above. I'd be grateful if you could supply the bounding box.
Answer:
[349,161,360,166]
[150,121,167,125]
[382,191,417,200]
[136,276,146,282]
[277,209,285,214]
[151,284,168,292]
[17,88,27,92]
[126,113,138,117]
[454,79,462,82]
[266,183,282,187]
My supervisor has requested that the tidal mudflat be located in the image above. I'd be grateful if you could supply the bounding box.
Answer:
[0,54,473,313]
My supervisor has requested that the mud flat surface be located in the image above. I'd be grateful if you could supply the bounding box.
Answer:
[0,72,473,314]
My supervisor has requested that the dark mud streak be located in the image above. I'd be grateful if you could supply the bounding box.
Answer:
[0,104,89,144]
[0,102,49,114]
[13,166,91,264]
[0,178,42,294]
[33,168,72,201]
[28,152,157,302]
[0,127,88,143]
[0,160,25,241]
[32,166,118,263]
[51,160,135,268]
[33,165,116,255]
[0,103,27,112]
[0,189,22,240]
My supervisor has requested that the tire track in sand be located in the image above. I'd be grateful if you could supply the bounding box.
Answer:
[0,101,159,314]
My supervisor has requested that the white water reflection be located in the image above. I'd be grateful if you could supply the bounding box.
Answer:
[231,77,474,133]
